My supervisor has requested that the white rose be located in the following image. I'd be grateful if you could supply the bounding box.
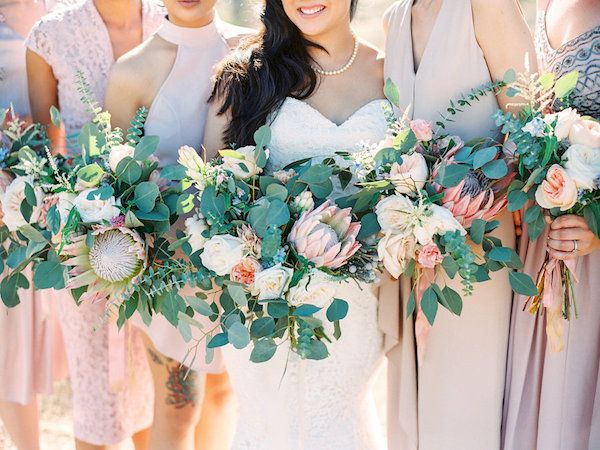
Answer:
[56,191,77,224]
[251,264,293,300]
[185,214,209,253]
[200,234,245,276]
[568,119,600,148]
[178,145,205,173]
[222,146,266,179]
[377,233,417,279]
[544,108,580,140]
[0,176,44,231]
[388,152,429,194]
[287,270,336,308]
[108,144,135,172]
[562,144,600,190]
[416,204,465,245]
[375,194,415,234]
[73,189,120,223]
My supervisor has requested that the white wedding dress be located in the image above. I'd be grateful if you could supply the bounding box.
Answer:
[222,97,389,450]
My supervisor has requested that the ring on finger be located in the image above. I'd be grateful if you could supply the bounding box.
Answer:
[572,239,578,253]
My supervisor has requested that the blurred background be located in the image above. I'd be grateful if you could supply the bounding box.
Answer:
[0,0,535,448]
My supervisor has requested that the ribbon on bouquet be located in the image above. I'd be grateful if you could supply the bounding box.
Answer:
[414,267,436,366]
[541,256,578,353]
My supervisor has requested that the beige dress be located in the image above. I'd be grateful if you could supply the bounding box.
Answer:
[383,1,515,449]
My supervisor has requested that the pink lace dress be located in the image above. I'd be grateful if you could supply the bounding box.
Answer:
[24,1,163,444]
[0,1,67,406]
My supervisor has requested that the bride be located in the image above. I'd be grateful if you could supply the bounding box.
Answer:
[202,0,390,448]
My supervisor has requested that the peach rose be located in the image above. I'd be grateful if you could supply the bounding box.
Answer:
[417,243,444,269]
[569,119,600,148]
[230,258,261,286]
[388,152,429,195]
[410,119,433,142]
[535,164,578,211]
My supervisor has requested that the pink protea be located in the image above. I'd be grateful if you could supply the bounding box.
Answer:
[288,200,361,269]
[62,225,147,303]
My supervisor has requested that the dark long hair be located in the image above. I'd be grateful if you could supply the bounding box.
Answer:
[210,0,359,146]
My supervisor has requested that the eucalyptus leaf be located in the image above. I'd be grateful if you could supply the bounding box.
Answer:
[326,298,349,322]
[250,338,277,363]
[470,219,486,245]
[50,105,62,128]
[472,147,498,169]
[227,322,251,349]
[421,286,438,325]
[134,182,160,213]
[115,157,142,185]
[133,135,159,160]
[554,70,579,98]
[435,162,470,188]
[384,78,400,107]
[509,271,538,296]
[482,159,508,179]
[250,317,275,339]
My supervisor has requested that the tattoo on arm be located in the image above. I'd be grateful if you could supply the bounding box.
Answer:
[165,364,199,409]
[147,347,164,366]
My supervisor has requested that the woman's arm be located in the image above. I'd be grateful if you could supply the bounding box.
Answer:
[202,100,230,160]
[26,49,65,154]
[472,0,537,111]
[104,62,143,133]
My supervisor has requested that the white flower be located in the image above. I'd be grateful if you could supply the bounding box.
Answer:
[287,270,336,308]
[375,195,415,234]
[291,190,315,214]
[222,146,266,179]
[544,108,580,140]
[200,234,245,276]
[521,117,546,137]
[569,119,600,148]
[562,144,600,190]
[0,176,44,231]
[108,144,135,172]
[273,169,296,185]
[73,189,120,223]
[387,152,429,194]
[185,214,209,253]
[377,233,417,278]
[178,146,209,190]
[56,191,77,224]
[251,264,293,300]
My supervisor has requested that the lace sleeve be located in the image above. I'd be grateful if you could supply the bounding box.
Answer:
[24,16,55,66]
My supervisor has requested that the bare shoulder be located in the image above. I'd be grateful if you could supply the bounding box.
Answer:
[218,21,257,49]
[358,40,384,76]
[471,0,522,15]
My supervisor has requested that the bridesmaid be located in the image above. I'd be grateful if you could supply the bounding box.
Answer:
[104,2,247,448]
[503,1,600,449]
[0,3,67,449]
[25,1,163,448]
[383,1,535,449]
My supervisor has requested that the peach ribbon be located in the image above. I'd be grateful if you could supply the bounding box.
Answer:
[415,267,436,365]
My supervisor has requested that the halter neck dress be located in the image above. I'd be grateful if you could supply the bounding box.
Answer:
[383,1,515,448]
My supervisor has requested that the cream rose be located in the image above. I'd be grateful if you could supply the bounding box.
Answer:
[108,144,135,172]
[200,234,245,276]
[56,191,77,224]
[535,164,578,211]
[287,270,337,308]
[251,264,293,300]
[222,146,266,179]
[73,189,120,223]
[416,204,465,245]
[185,214,209,253]
[388,152,429,195]
[544,108,580,140]
[1,176,44,231]
[375,194,415,234]
[377,233,417,278]
[568,119,600,148]
[562,144,600,190]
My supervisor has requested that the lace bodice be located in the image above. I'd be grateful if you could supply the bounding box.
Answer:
[222,98,388,450]
[25,0,164,139]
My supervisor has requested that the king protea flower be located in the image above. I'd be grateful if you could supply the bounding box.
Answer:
[62,226,147,303]
[288,200,361,269]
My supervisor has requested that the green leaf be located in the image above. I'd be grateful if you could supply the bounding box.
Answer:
[6,246,27,269]
[135,203,170,222]
[488,246,513,262]
[253,125,272,152]
[482,159,508,180]
[250,338,277,363]
[265,183,288,201]
[18,224,47,243]
[394,128,418,153]
[158,291,186,326]
[441,256,458,279]
[508,190,528,212]
[554,70,579,98]
[299,164,333,185]
[124,211,144,228]
[77,163,105,187]
[539,72,555,90]
[227,284,248,308]
[133,135,159,160]
[293,304,321,317]
[250,317,275,339]
[421,286,438,325]
[305,340,329,360]
[326,298,349,322]
[33,260,65,289]
[115,156,142,185]
[87,185,114,201]
[227,322,251,349]
[503,68,516,83]
[435,163,470,188]
[406,290,416,317]
[509,271,539,296]
[524,205,541,224]
[470,219,486,245]
[584,203,600,239]
[472,147,498,169]
[527,213,546,241]
[200,185,225,223]
[134,182,160,213]
[1,272,29,307]
[384,78,400,107]
[207,332,229,348]
[442,286,463,315]
[24,183,38,207]
[161,164,187,181]
[267,300,289,319]
[20,199,33,223]
[357,213,381,240]
[186,296,214,316]
[50,105,62,128]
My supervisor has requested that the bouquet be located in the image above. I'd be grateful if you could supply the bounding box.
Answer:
[175,125,380,363]
[335,79,531,360]
[497,69,600,350]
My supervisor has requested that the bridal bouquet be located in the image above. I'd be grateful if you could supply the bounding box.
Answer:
[176,125,378,363]
[335,79,531,357]
[496,69,600,350]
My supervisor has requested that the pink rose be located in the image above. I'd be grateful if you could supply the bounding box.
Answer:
[417,243,444,269]
[388,152,429,194]
[535,164,578,211]
[410,119,433,142]
[230,258,261,286]
[569,119,600,148]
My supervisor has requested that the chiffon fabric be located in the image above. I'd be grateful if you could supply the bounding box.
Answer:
[383,1,515,448]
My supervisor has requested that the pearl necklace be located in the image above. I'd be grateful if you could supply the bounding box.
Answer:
[314,34,359,76]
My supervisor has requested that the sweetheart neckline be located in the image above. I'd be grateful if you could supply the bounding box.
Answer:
[282,97,387,128]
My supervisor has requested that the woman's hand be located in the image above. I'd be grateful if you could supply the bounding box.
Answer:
[547,214,600,260]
